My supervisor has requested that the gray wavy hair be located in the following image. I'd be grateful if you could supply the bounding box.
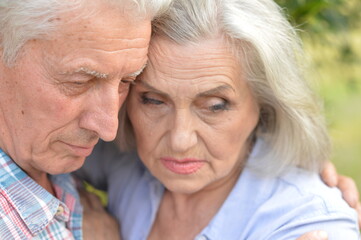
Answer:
[0,0,172,66]
[118,0,331,175]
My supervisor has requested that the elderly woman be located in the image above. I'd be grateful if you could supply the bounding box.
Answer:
[80,0,360,239]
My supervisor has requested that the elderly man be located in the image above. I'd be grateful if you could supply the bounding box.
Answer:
[0,0,170,239]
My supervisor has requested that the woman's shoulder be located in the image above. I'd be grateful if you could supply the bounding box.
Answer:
[270,167,355,217]
[237,167,360,239]
[277,167,347,203]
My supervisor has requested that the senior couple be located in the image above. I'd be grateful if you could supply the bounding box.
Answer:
[0,0,359,239]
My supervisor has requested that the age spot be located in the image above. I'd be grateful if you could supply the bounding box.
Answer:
[48,17,62,22]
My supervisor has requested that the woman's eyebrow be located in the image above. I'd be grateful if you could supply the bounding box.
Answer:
[135,80,234,98]
[197,85,234,97]
[135,79,170,97]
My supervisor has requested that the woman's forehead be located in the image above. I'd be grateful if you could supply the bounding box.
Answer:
[149,35,235,62]
[145,36,243,84]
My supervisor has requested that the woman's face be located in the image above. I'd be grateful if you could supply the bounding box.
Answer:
[127,36,259,194]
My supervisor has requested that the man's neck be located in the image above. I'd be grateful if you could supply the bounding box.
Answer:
[28,171,56,196]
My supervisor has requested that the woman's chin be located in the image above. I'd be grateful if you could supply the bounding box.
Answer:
[163,180,204,195]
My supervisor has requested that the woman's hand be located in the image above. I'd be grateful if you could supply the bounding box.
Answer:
[321,161,361,228]
[80,190,121,240]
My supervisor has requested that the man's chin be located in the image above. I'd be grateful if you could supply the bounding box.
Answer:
[49,156,86,175]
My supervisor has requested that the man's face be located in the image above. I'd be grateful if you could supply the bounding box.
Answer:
[0,4,151,178]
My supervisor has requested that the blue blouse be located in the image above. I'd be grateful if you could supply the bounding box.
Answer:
[79,141,360,240]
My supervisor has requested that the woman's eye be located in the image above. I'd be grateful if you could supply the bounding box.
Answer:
[209,102,228,112]
[204,98,229,113]
[141,94,164,105]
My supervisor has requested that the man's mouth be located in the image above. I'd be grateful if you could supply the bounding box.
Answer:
[61,142,97,157]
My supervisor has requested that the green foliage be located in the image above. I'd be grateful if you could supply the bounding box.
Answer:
[275,0,361,197]
[305,29,361,197]
[275,0,360,33]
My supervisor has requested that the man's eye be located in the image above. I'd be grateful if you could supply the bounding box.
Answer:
[121,79,134,85]
[118,79,133,93]
[67,76,96,87]
[59,81,92,96]
[71,81,87,86]
[141,94,164,105]
[65,80,91,89]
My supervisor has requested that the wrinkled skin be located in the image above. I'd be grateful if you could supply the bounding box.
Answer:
[0,2,151,192]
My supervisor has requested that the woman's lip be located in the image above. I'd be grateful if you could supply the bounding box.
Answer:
[160,157,205,175]
[161,157,204,162]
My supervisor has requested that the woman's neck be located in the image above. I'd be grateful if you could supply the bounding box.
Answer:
[149,165,243,240]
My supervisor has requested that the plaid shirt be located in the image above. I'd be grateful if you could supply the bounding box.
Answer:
[0,149,83,239]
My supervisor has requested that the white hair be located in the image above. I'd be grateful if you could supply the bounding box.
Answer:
[0,0,172,66]
[118,0,331,176]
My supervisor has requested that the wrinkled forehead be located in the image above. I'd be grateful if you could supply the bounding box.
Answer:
[17,3,151,82]
[145,35,244,85]
[64,0,153,21]
[36,2,152,58]
[58,1,151,31]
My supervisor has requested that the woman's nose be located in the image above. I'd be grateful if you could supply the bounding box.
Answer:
[169,109,198,152]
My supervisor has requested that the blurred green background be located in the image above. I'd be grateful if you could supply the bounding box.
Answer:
[277,0,361,196]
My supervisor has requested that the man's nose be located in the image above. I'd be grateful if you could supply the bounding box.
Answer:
[169,109,197,152]
[79,86,126,142]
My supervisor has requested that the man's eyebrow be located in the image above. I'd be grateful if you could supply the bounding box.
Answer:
[67,64,147,80]
[74,67,108,79]
[125,64,147,78]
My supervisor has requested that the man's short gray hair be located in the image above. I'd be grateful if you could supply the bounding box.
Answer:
[0,0,172,65]
[118,0,331,176]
